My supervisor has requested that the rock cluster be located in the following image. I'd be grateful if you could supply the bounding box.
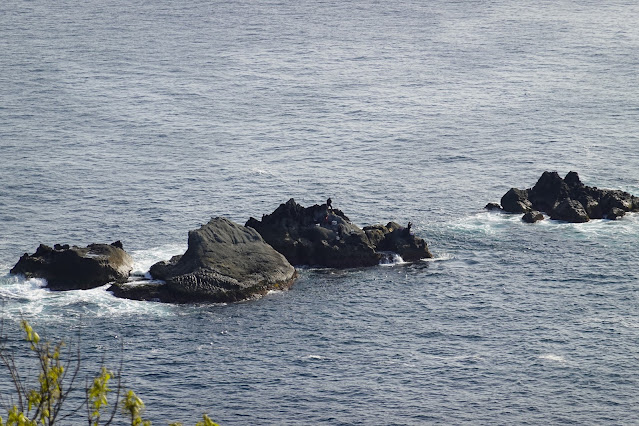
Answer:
[11,203,432,303]
[489,171,639,223]
[11,201,431,302]
[245,198,432,267]
[10,241,133,290]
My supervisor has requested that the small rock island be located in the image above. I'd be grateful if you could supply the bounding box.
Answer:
[488,171,639,223]
[10,241,133,290]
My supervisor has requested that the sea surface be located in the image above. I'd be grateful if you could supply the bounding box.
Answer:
[2,0,639,424]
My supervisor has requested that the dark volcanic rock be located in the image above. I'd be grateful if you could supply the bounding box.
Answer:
[245,199,432,267]
[528,171,571,212]
[500,188,532,213]
[495,171,639,223]
[110,218,296,303]
[564,171,582,188]
[550,199,589,223]
[575,192,603,219]
[10,242,133,290]
[484,202,502,211]
[607,207,626,220]
[375,223,432,262]
[522,211,544,223]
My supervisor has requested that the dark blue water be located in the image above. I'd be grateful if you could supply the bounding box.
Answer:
[2,0,639,424]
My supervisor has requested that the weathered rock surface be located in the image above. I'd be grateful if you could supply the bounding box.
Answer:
[109,218,296,303]
[10,241,133,290]
[484,202,503,211]
[245,199,432,267]
[495,171,639,223]
[501,188,533,213]
[550,198,589,223]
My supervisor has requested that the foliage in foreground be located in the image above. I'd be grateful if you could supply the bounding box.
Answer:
[0,321,218,426]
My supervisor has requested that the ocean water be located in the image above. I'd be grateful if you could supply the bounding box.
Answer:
[2,0,639,424]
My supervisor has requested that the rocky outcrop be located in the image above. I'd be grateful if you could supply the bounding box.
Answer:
[495,171,639,223]
[109,218,296,303]
[245,199,432,267]
[10,241,133,290]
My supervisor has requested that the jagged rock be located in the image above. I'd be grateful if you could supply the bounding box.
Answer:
[522,211,544,223]
[550,199,590,223]
[500,188,532,213]
[484,202,502,211]
[600,190,635,214]
[575,192,603,219]
[606,207,626,220]
[564,171,583,188]
[110,218,296,303]
[245,199,432,267]
[363,222,401,247]
[375,223,431,262]
[494,171,639,223]
[10,242,133,290]
[528,171,571,212]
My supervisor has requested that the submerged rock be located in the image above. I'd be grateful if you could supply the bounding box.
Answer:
[493,171,639,223]
[245,199,432,267]
[110,218,296,303]
[522,211,544,223]
[10,241,133,290]
[484,202,503,211]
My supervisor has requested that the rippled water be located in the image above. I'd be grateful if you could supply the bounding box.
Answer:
[2,0,639,424]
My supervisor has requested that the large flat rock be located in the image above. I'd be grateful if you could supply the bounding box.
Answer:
[110,217,296,303]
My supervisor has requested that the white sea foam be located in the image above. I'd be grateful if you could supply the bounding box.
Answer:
[0,244,188,322]
[449,211,521,235]
[0,274,172,323]
[378,252,407,266]
[129,244,187,276]
[421,253,455,262]
[539,354,566,363]
[0,274,48,299]
[250,167,279,178]
[538,211,639,239]
[452,210,639,241]
[305,354,324,360]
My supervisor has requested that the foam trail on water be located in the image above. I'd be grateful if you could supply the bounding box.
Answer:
[448,210,521,236]
[0,277,174,323]
[450,210,639,241]
[539,354,567,363]
[421,253,455,262]
[0,244,192,322]
[537,211,639,238]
